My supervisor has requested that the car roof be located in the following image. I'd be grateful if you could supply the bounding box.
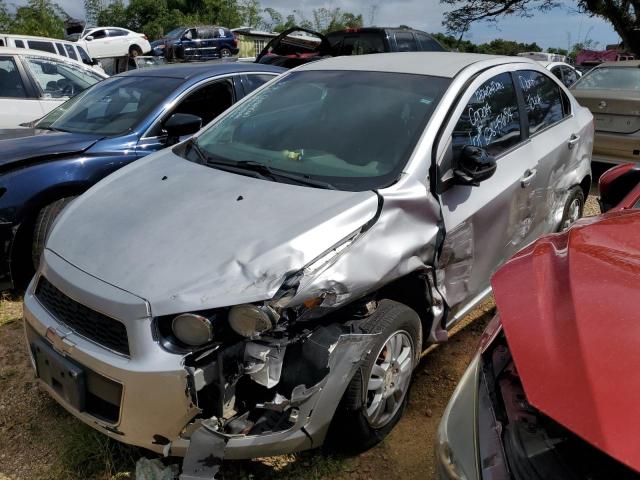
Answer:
[114,61,284,80]
[0,46,108,75]
[86,26,130,32]
[597,59,640,68]
[296,52,536,78]
[0,33,76,44]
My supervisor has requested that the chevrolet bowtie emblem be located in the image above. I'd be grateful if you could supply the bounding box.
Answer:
[598,100,607,110]
[45,326,75,354]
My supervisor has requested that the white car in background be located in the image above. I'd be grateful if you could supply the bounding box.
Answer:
[0,34,105,75]
[0,47,107,128]
[79,27,151,58]
[540,61,582,87]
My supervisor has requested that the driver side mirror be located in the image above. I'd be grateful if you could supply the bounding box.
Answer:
[164,113,202,144]
[454,145,497,186]
[85,35,94,41]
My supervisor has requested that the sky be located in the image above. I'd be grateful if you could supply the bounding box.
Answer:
[26,0,622,50]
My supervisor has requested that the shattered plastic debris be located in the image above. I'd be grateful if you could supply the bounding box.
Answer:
[135,457,179,480]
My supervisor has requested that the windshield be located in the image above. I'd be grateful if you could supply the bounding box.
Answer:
[35,76,182,135]
[572,67,640,91]
[192,70,450,191]
[165,27,185,39]
[23,56,103,98]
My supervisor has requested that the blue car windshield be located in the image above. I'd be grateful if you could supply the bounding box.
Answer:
[165,27,185,39]
[192,70,450,191]
[36,76,182,136]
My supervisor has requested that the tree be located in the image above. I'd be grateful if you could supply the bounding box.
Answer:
[441,0,640,55]
[311,7,363,33]
[10,0,68,38]
[0,0,11,31]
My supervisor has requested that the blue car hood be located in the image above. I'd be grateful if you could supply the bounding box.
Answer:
[0,128,100,169]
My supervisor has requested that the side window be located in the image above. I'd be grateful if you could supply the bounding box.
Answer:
[0,39,4,47]
[516,70,566,135]
[340,34,385,55]
[108,29,127,37]
[55,43,67,56]
[64,44,78,60]
[90,30,108,39]
[23,57,100,98]
[561,66,578,87]
[550,66,563,82]
[14,40,25,48]
[184,29,196,40]
[416,33,443,52]
[394,32,418,52]
[241,74,275,95]
[0,57,27,98]
[77,46,92,63]
[452,72,521,158]
[149,80,235,137]
[27,41,57,54]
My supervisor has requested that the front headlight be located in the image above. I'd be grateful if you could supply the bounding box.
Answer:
[171,313,214,346]
[228,304,275,337]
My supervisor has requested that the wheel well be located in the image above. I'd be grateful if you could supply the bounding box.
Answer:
[580,175,592,200]
[374,271,433,350]
[10,185,86,288]
[129,44,141,53]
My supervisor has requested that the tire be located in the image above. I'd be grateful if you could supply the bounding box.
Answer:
[559,186,585,231]
[31,197,76,269]
[129,45,142,57]
[328,300,422,452]
[219,47,232,58]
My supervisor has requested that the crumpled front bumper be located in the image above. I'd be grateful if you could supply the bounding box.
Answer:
[23,253,198,454]
[23,250,377,463]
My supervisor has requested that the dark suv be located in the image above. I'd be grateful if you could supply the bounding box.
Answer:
[326,28,445,55]
[256,27,445,68]
[152,26,239,61]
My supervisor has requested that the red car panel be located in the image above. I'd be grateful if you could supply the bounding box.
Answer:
[491,209,640,472]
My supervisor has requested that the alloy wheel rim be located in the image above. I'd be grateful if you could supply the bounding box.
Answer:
[365,330,413,428]
[562,198,581,230]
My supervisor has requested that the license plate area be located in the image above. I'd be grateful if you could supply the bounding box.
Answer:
[31,337,86,412]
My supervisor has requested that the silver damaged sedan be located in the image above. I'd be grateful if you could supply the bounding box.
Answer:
[23,52,593,478]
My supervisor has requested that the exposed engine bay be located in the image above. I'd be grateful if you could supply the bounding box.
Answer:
[479,334,639,480]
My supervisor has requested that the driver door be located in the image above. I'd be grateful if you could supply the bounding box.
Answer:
[436,67,538,322]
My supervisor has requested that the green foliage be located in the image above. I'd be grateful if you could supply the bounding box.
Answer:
[55,421,140,479]
[6,0,68,38]
[430,32,542,55]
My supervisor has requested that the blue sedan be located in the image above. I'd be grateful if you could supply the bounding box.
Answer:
[0,62,283,290]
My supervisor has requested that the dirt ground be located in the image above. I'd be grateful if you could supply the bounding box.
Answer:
[0,195,601,480]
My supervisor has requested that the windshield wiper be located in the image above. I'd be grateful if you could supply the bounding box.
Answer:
[203,155,337,190]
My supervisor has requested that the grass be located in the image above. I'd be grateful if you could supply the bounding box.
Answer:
[53,422,141,480]
[0,294,22,326]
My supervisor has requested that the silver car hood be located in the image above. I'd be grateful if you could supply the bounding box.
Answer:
[46,150,379,316]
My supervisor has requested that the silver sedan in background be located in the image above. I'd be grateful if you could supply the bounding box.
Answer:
[23,52,592,478]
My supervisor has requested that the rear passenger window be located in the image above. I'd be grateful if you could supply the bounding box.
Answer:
[55,43,67,56]
[517,70,566,134]
[0,57,27,98]
[241,74,274,95]
[340,33,386,55]
[395,32,417,52]
[415,33,443,52]
[340,34,386,55]
[28,41,56,54]
[77,46,92,63]
[14,40,25,48]
[452,72,522,158]
[561,66,578,87]
[64,45,78,60]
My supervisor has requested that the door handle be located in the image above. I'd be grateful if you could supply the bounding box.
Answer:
[568,134,580,150]
[521,168,537,188]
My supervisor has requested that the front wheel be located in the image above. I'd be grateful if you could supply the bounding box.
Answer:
[328,300,421,452]
[559,186,585,231]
